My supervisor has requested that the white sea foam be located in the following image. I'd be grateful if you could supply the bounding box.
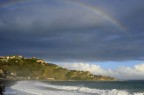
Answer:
[9,81,88,95]
[6,81,144,95]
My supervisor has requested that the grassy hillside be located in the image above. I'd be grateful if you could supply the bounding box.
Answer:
[0,56,116,81]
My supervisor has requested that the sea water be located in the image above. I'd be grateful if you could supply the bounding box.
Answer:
[4,80,144,95]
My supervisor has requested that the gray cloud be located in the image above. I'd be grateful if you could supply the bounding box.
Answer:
[0,0,144,61]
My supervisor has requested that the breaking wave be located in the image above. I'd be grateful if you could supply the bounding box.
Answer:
[5,81,144,95]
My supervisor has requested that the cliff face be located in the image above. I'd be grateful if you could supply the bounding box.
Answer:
[0,56,116,81]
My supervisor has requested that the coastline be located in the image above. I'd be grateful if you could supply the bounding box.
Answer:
[0,78,118,93]
[1,79,144,95]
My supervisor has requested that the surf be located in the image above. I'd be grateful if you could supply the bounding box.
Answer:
[5,81,144,95]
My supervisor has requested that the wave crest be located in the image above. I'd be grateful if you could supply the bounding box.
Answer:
[8,81,144,95]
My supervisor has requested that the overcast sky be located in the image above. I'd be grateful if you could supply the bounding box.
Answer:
[0,0,144,79]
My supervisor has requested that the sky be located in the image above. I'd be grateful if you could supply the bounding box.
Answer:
[0,0,144,80]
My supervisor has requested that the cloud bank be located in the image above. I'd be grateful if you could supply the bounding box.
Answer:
[61,63,144,80]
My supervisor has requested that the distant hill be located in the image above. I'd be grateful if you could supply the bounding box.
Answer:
[0,56,116,81]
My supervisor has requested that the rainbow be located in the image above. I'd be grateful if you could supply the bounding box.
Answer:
[0,0,126,31]
[64,0,126,31]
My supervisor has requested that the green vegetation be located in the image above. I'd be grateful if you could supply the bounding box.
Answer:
[0,56,116,81]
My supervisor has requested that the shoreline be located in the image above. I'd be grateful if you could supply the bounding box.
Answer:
[1,79,144,95]
[0,78,118,94]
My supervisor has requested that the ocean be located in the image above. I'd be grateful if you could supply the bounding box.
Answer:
[4,80,144,95]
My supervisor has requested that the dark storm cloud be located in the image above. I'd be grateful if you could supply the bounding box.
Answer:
[0,0,144,61]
